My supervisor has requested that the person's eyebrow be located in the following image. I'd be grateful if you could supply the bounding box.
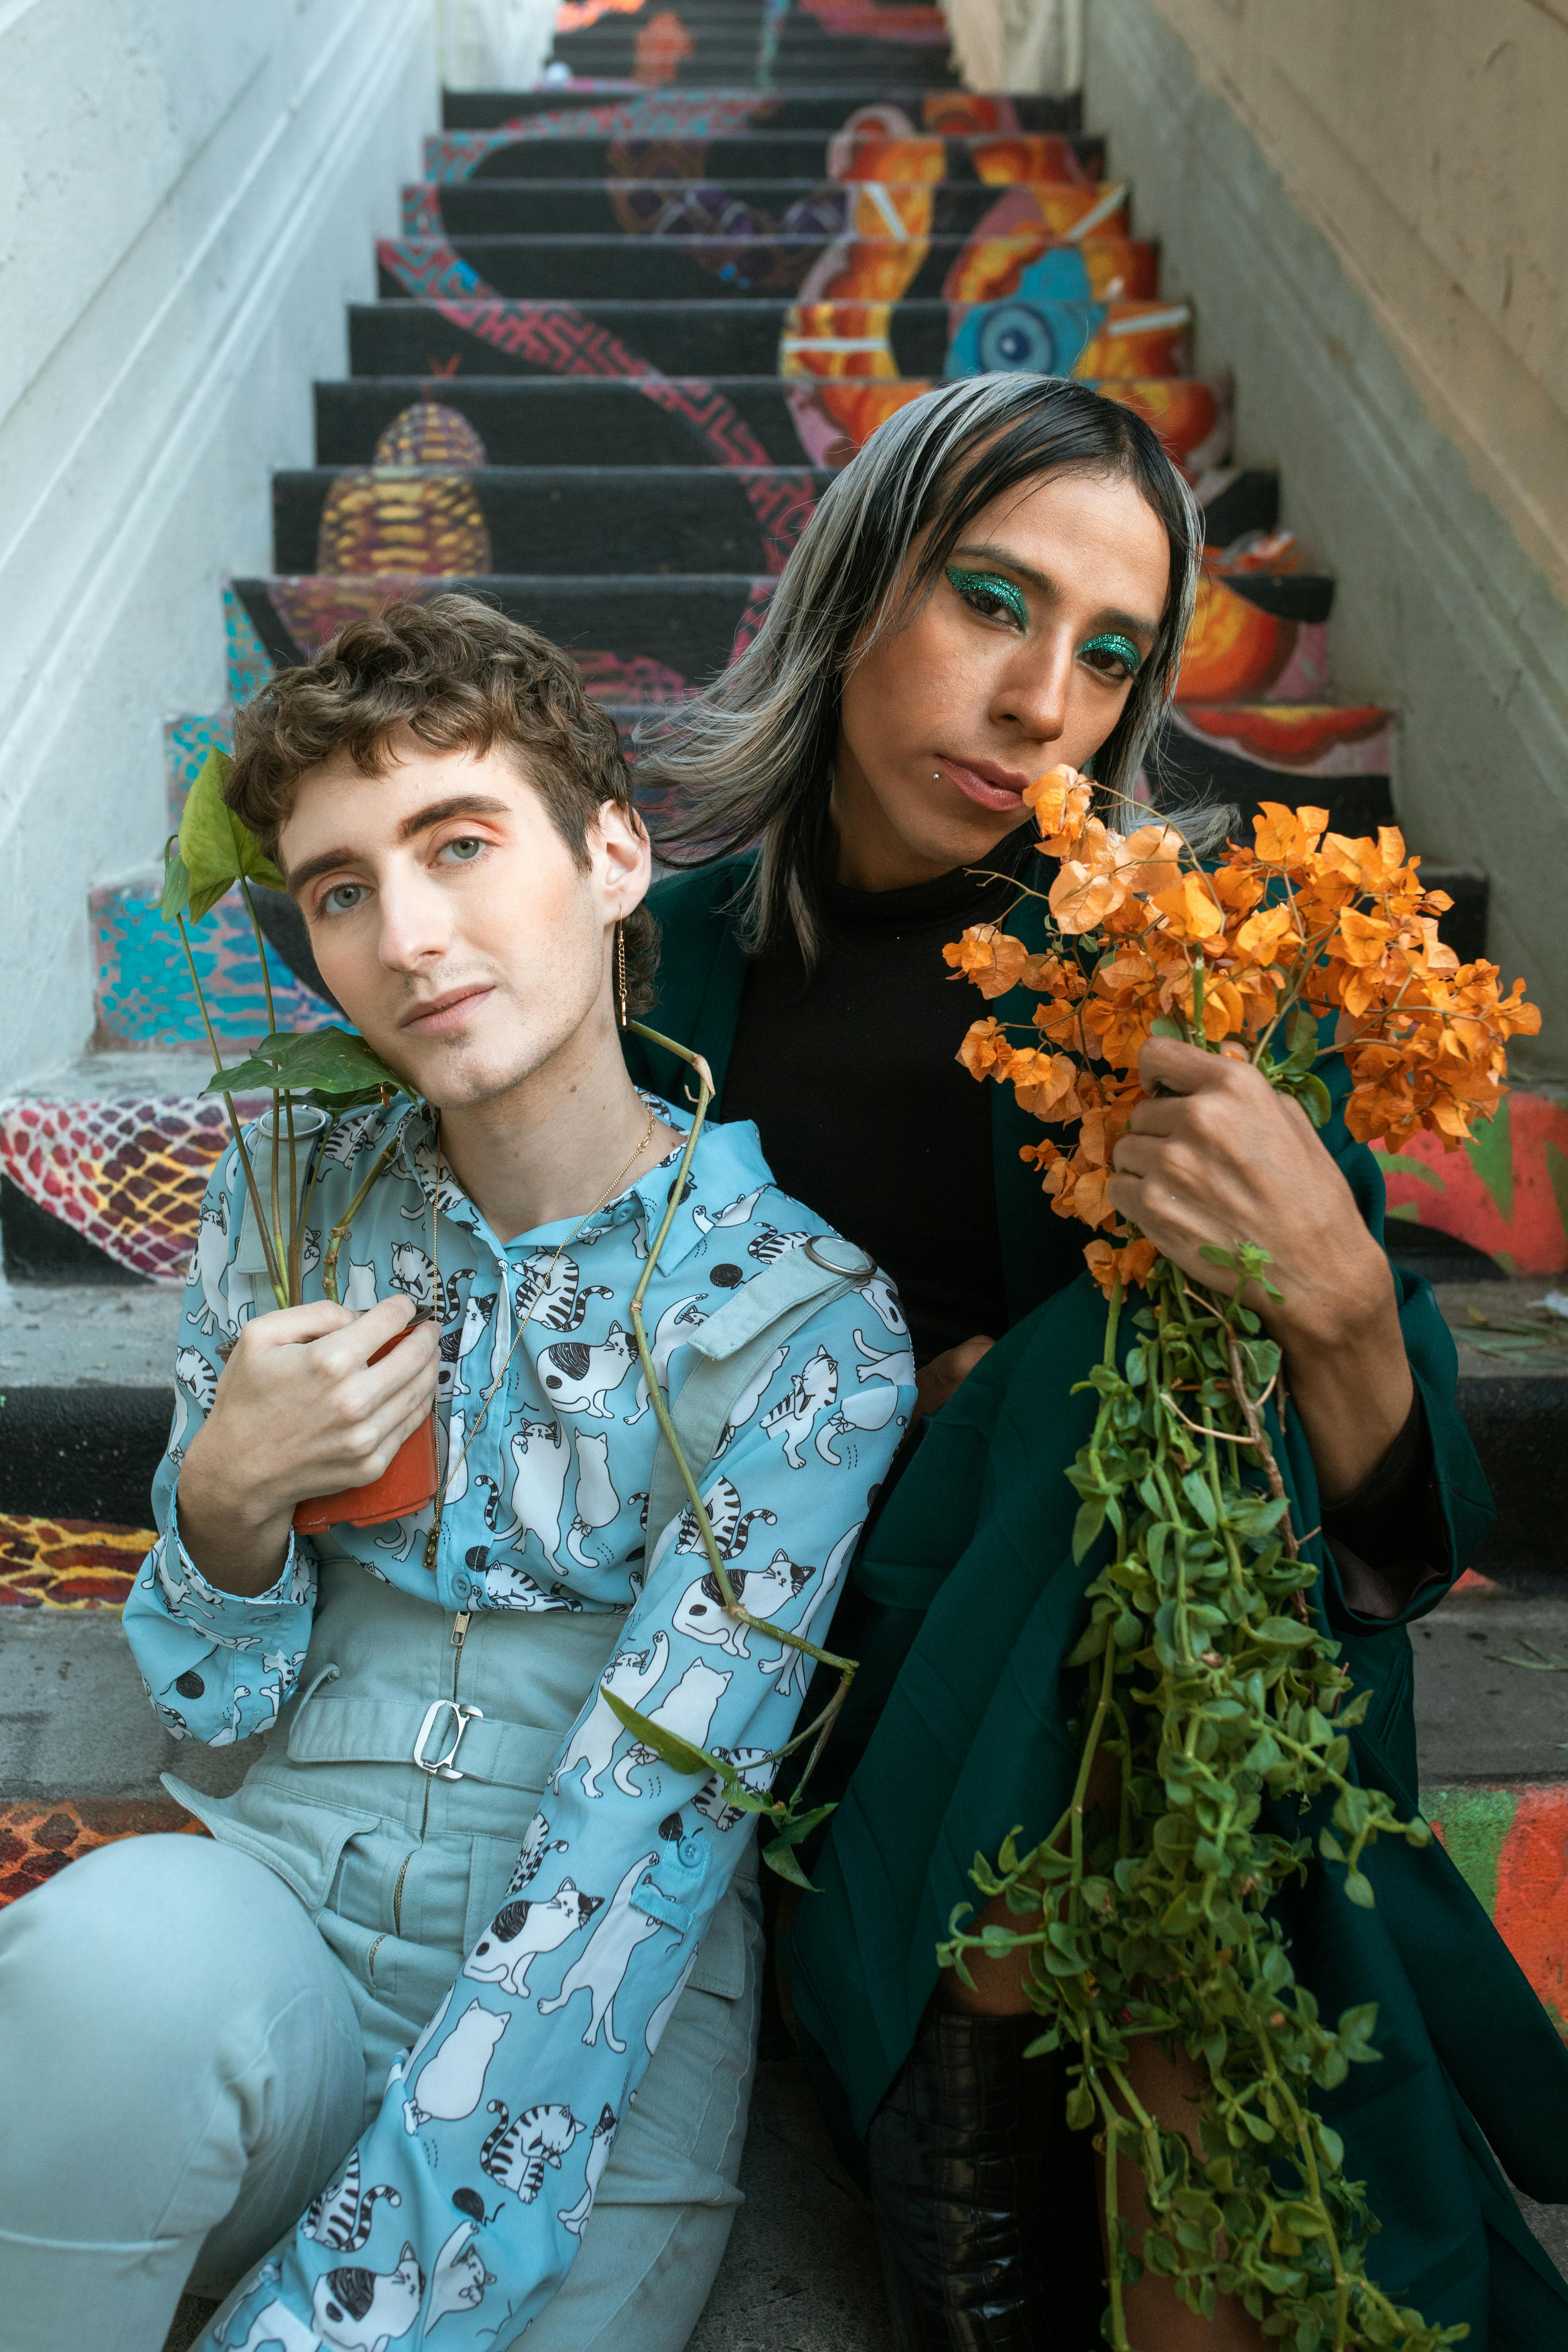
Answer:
[286,794,513,897]
[950,541,1162,642]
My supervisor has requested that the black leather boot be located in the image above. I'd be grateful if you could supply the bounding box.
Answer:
[866,2007,1103,2351]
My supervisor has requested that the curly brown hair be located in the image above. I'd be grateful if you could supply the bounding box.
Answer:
[225,593,658,1011]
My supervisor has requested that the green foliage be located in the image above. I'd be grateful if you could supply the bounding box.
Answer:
[602,1688,837,1889]
[938,1259,1464,2352]
[201,1028,406,1107]
[162,748,285,922]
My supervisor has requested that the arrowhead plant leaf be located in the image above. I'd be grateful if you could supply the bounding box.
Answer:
[175,747,286,922]
[200,1027,407,1104]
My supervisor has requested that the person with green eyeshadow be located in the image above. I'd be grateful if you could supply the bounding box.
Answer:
[622,377,1568,2348]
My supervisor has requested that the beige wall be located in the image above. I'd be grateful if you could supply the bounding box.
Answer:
[1135,0,1568,613]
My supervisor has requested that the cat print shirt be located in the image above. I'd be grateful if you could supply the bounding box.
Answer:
[123,1095,915,2351]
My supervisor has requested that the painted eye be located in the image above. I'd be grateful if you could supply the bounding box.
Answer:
[975,303,1057,374]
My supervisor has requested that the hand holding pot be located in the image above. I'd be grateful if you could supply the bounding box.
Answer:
[178,1295,440,1595]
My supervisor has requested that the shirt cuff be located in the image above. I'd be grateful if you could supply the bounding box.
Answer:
[165,1474,312,1614]
[1320,1393,1445,1622]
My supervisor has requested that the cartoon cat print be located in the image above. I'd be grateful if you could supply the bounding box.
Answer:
[444,1289,497,1402]
[496,1418,571,1554]
[549,1635,669,1800]
[227,2245,424,2352]
[428,2221,495,2326]
[692,1745,776,1832]
[689,1184,766,1234]
[668,1475,777,1565]
[303,2149,401,2254]
[540,1323,637,1418]
[565,1430,621,1567]
[480,2101,586,2204]
[537,1849,665,2052]
[514,1249,613,1334]
[464,1880,603,1997]
[187,1189,234,1339]
[402,2000,509,2133]
[814,1377,904,1465]
[503,1811,569,1899]
[623,1293,707,1426]
[711,1342,788,1460]
[672,1551,811,1658]
[612,1660,731,1796]
[758,1523,862,1699]
[173,1346,218,1418]
[760,1345,839,1469]
[558,2103,619,2236]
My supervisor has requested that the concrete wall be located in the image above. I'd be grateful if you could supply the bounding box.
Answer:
[1084,0,1568,1082]
[0,0,436,1092]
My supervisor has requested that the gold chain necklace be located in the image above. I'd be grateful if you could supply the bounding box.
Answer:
[420,1097,659,1576]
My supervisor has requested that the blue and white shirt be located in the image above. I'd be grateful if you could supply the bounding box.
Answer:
[123,1095,915,2350]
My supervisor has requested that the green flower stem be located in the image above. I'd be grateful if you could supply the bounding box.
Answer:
[322,1131,405,1305]
[237,880,290,1288]
[176,911,286,1308]
[624,1021,857,1688]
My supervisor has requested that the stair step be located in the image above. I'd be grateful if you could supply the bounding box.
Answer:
[402,176,1129,241]
[377,230,1161,305]
[440,87,1080,132]
[90,872,334,1056]
[426,129,1105,184]
[349,294,1191,384]
[0,1052,260,1287]
[313,373,1234,485]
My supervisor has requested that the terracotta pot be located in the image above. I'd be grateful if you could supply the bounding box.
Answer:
[292,1325,440,1535]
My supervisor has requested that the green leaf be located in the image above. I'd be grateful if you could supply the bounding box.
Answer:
[1255,1615,1315,1649]
[1295,1073,1333,1129]
[1200,1243,1239,1271]
[1343,1870,1376,1910]
[761,1838,819,1891]
[764,1802,836,1849]
[1071,1496,1107,1564]
[175,746,286,921]
[201,1027,406,1105]
[602,1689,721,1780]
[1065,2080,1095,2131]
[160,837,192,922]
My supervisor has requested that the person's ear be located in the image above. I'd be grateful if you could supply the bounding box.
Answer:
[592,800,652,920]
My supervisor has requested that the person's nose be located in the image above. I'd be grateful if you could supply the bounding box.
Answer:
[376,870,450,974]
[990,629,1074,746]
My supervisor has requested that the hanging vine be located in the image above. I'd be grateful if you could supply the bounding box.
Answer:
[938,776,1538,2351]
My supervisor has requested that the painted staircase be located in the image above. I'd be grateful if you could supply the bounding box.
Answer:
[1,4,1566,2320]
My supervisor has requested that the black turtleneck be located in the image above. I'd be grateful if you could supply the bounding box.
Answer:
[720,827,1037,1367]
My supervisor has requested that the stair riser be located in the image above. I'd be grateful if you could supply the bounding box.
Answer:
[1,1374,1555,1562]
[440,89,1082,132]
[313,376,1235,487]
[378,234,1159,305]
[429,132,1105,184]
[349,299,1190,386]
[91,881,333,1056]
[406,180,1125,239]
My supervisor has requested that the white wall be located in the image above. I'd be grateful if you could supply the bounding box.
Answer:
[0,0,436,1090]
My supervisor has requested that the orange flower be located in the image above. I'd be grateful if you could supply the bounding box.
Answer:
[945,925,1031,1000]
[1151,871,1225,942]
[1232,904,1295,968]
[1024,763,1094,855]
[1084,1236,1159,1296]
[1253,802,1330,868]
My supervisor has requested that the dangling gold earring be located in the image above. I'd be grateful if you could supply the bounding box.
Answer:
[616,919,628,1030]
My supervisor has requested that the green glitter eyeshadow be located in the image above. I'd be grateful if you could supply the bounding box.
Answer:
[1078,631,1144,675]
[946,566,1028,629]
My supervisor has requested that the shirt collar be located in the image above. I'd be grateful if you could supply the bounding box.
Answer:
[384,1093,771,1274]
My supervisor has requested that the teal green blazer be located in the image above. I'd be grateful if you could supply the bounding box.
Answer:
[629,859,1568,2343]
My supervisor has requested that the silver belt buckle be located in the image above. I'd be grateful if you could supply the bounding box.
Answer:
[413,1698,484,1780]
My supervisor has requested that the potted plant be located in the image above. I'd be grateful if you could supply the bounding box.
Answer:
[161,747,437,1530]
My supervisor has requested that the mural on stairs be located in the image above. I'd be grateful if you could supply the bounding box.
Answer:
[4,45,1560,1306]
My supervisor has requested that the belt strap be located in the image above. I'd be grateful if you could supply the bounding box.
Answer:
[286,1692,561,1792]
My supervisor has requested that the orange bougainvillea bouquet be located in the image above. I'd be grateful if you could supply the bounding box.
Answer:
[937,776,1538,2352]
